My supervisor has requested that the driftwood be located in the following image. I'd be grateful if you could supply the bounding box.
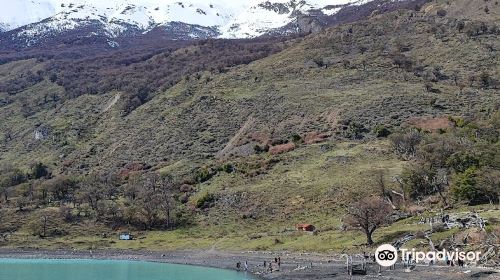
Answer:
[345,256,367,276]
[418,212,487,230]
[393,233,415,249]
[479,246,498,267]
[351,264,367,275]
[391,190,405,201]
[424,232,436,251]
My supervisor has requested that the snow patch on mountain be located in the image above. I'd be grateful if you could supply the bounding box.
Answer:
[0,0,57,30]
[1,0,372,39]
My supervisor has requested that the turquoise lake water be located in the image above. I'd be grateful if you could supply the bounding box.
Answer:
[0,259,254,280]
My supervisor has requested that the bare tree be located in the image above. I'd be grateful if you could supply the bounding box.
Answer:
[375,170,396,209]
[16,197,29,212]
[153,175,175,229]
[390,131,422,160]
[391,175,407,204]
[77,182,103,211]
[344,196,392,245]
[133,174,176,229]
[40,214,49,237]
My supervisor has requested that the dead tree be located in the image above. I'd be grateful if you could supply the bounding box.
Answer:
[345,196,392,245]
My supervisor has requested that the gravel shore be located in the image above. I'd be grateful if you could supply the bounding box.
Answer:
[0,248,497,279]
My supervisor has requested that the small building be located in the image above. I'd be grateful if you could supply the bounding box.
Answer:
[296,224,315,232]
[119,233,134,240]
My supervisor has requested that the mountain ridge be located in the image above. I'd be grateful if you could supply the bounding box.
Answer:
[0,0,427,49]
[1,0,367,35]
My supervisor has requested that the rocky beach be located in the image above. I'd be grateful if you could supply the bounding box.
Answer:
[0,249,497,279]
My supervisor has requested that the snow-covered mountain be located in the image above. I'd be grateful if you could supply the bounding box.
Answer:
[1,0,431,50]
[0,0,374,47]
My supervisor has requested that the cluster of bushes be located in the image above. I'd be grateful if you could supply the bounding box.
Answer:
[0,165,193,232]
[390,113,499,205]
[43,39,281,108]
[0,71,43,94]
[0,163,51,199]
[0,38,283,116]
[463,21,500,37]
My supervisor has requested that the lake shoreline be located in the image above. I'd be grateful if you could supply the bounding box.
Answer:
[0,248,497,279]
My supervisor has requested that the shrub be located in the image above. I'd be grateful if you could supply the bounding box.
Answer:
[195,168,215,183]
[30,163,49,179]
[374,125,391,138]
[291,133,302,143]
[446,152,480,173]
[451,167,479,204]
[401,164,443,200]
[392,54,413,70]
[345,122,369,140]
[416,136,461,169]
[0,165,26,188]
[390,131,422,160]
[475,168,499,204]
[269,143,296,155]
[254,144,269,154]
[196,192,215,209]
[451,167,499,205]
[436,9,447,17]
[311,57,325,67]
[221,163,234,173]
[448,116,466,128]
[424,83,440,93]
[480,72,492,89]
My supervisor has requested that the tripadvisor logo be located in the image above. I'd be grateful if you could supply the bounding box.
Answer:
[375,244,398,267]
[375,244,482,267]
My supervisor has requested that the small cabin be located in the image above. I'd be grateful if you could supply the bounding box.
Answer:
[119,233,134,240]
[296,224,315,232]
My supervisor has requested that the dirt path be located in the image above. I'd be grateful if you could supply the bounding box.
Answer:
[102,93,121,113]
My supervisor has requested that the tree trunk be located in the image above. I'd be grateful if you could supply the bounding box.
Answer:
[42,216,47,237]
[166,209,170,229]
[366,232,374,245]
[438,190,448,207]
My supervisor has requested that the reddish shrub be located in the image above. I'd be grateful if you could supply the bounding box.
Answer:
[179,184,194,193]
[248,131,272,146]
[124,162,151,171]
[303,131,329,145]
[269,143,296,155]
[408,117,453,132]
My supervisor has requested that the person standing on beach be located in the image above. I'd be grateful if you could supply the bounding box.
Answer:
[244,261,248,271]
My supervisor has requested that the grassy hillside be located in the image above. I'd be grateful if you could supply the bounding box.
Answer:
[2,139,498,254]
[0,1,498,257]
[2,5,498,172]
